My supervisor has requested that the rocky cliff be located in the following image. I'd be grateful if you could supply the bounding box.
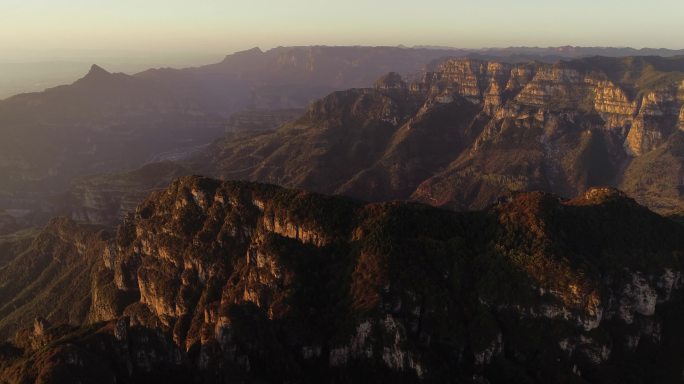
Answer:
[3,176,684,382]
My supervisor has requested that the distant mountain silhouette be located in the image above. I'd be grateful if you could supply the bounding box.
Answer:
[0,46,473,218]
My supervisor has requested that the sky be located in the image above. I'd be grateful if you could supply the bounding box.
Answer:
[1,0,683,61]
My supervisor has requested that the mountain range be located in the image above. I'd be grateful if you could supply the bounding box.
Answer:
[0,46,471,219]
[59,55,684,225]
[3,47,684,383]
[4,46,684,223]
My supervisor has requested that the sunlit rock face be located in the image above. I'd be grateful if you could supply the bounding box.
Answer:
[414,58,682,159]
[514,66,584,108]
[399,58,684,213]
[589,79,638,130]
[625,89,681,155]
[428,58,487,103]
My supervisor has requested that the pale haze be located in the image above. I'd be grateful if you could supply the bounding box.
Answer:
[3,0,684,54]
[1,0,683,97]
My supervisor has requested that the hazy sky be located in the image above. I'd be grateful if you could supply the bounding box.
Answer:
[1,0,683,60]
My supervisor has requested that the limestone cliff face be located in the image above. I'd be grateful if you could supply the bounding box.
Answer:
[505,66,536,93]
[418,60,592,112]
[625,89,681,155]
[589,79,637,131]
[514,65,585,108]
[416,59,519,108]
[410,58,682,159]
[426,58,488,103]
[6,176,680,382]
[309,58,682,213]
[482,62,515,114]
[405,58,684,213]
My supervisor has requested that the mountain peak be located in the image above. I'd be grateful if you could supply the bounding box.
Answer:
[83,64,111,80]
[72,64,115,86]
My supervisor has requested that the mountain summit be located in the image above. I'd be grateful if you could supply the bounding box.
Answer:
[76,64,113,84]
[87,64,110,77]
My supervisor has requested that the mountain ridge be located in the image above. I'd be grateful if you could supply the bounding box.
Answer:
[0,45,489,219]
[2,176,684,382]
